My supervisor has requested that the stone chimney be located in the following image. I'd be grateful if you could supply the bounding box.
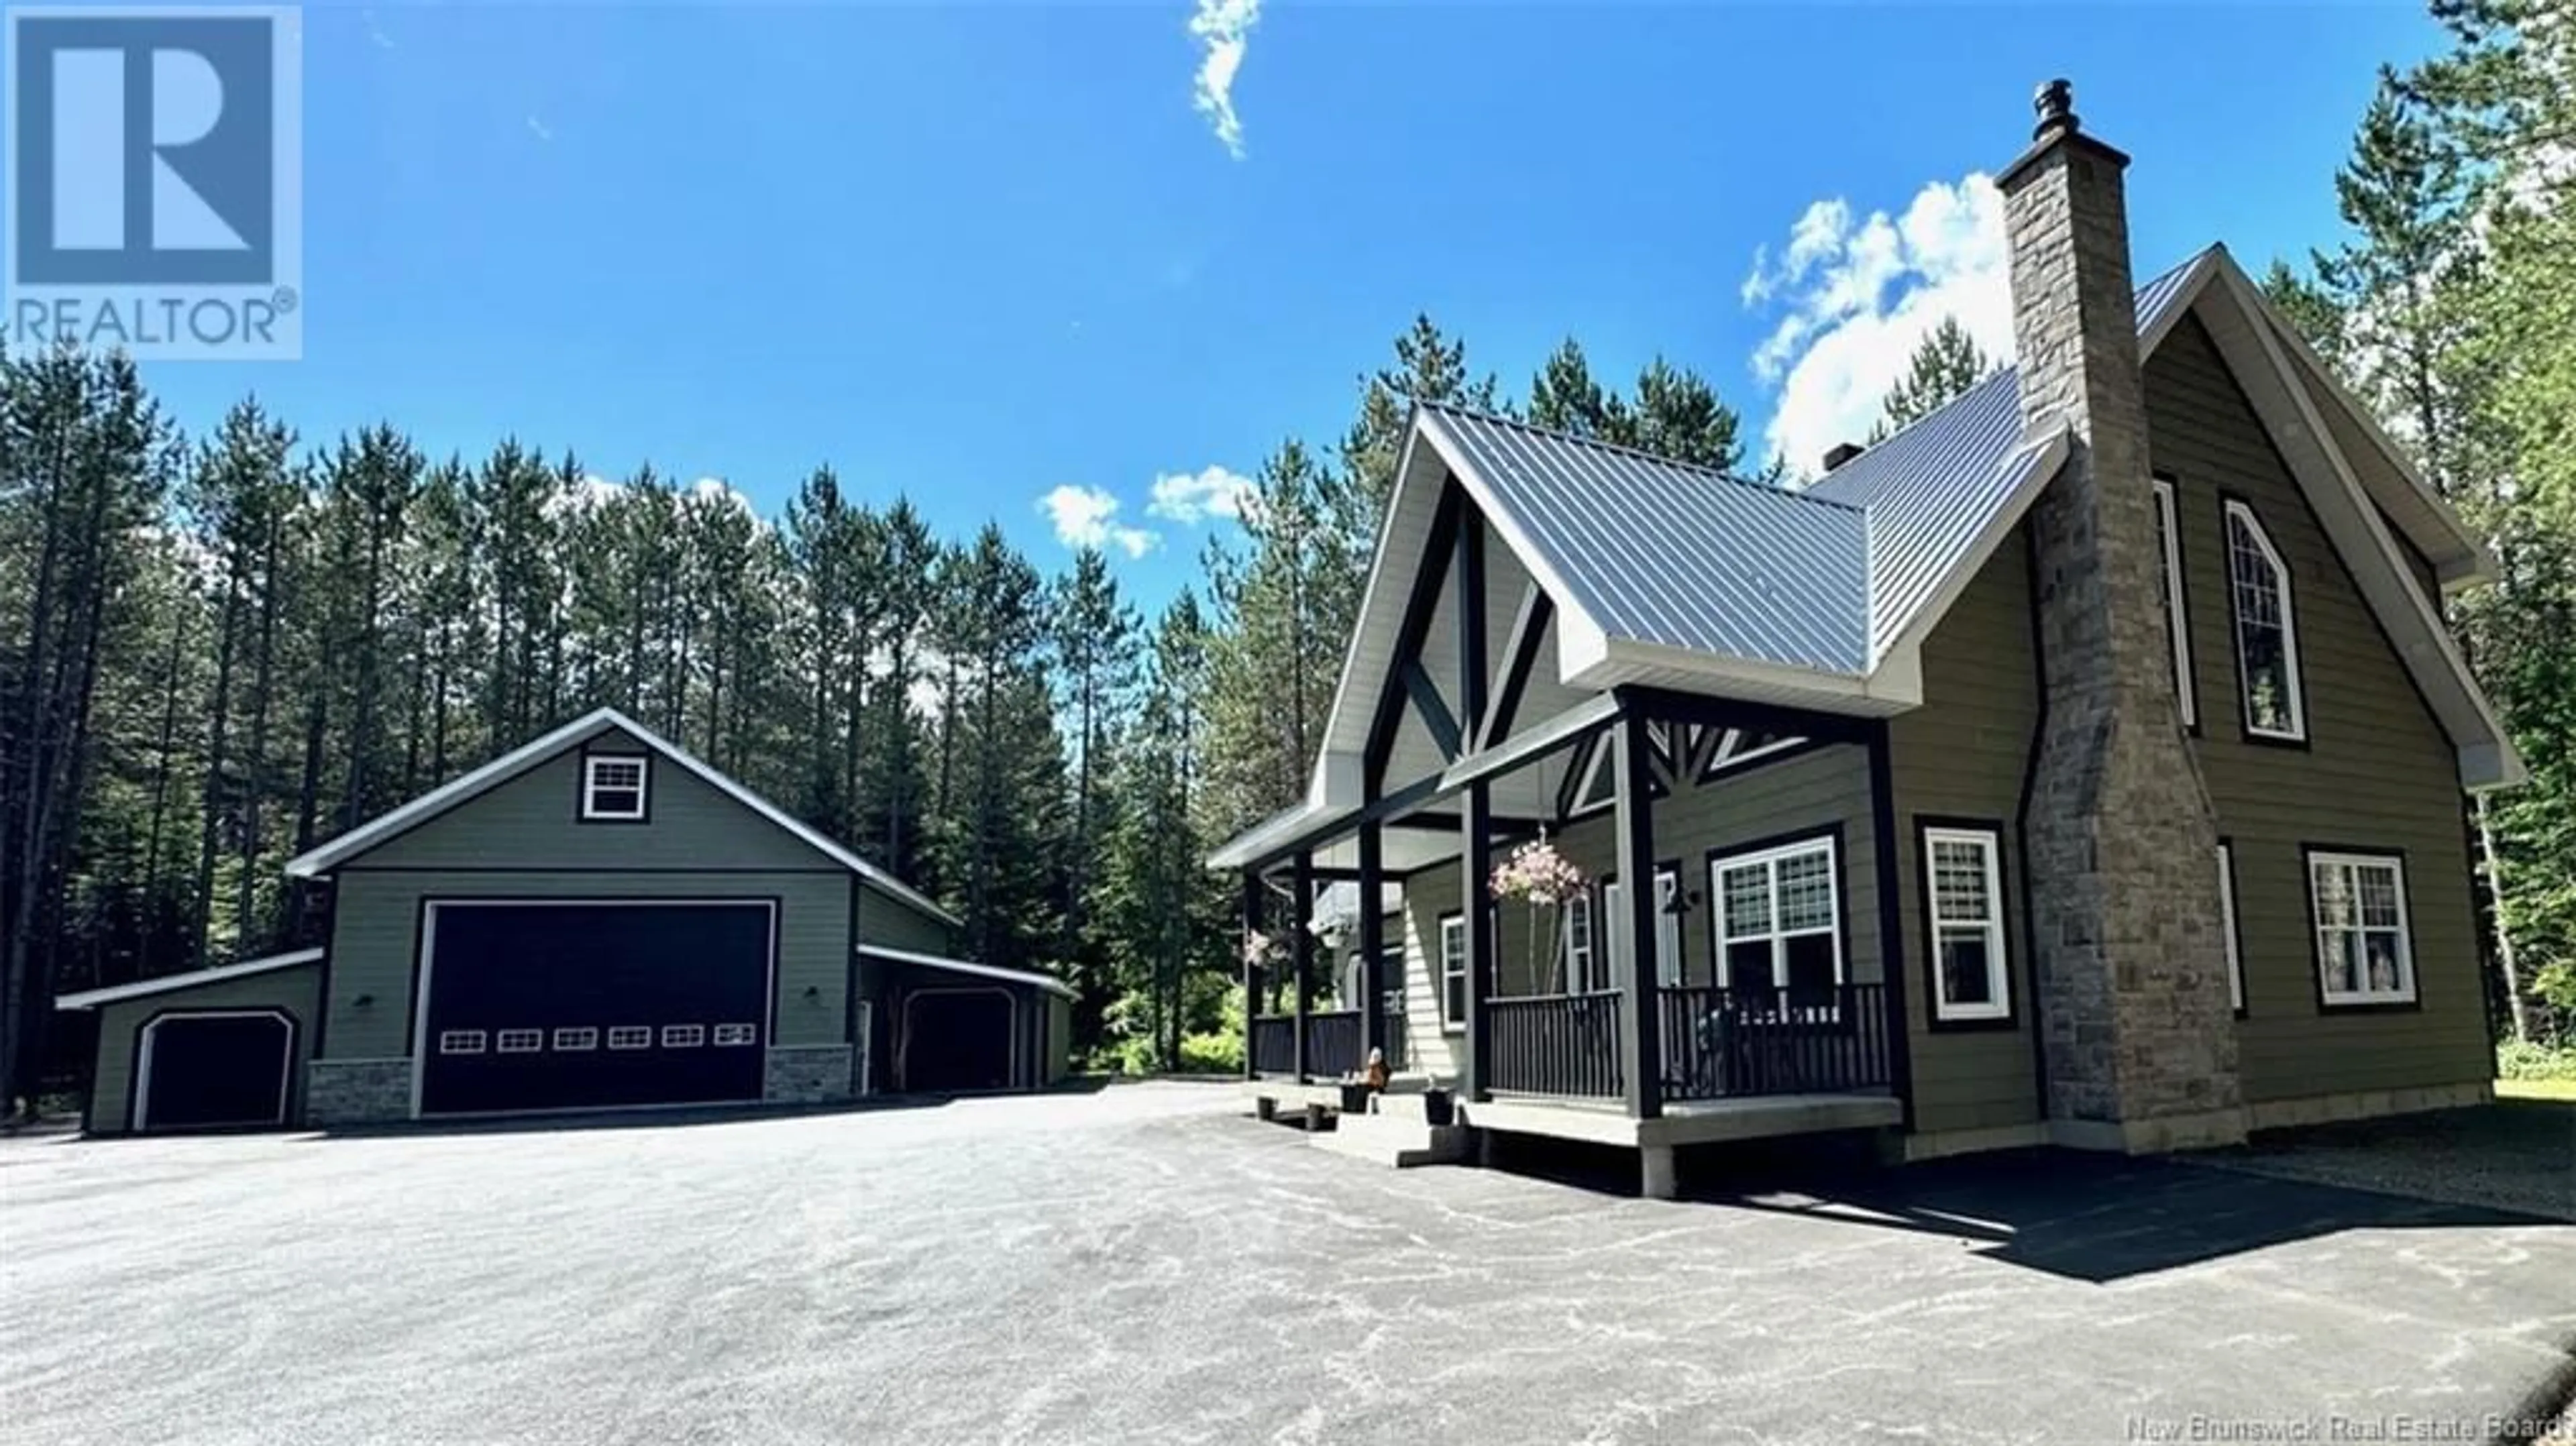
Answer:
[2000,79,2243,1152]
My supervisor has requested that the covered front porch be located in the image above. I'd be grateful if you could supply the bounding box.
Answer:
[1210,438,1917,1188]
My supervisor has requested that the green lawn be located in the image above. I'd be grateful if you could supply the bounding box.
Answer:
[2496,1077,2576,1102]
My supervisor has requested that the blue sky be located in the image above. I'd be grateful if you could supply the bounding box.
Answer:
[142,1,2443,615]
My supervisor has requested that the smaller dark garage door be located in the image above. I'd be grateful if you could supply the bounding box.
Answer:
[137,1012,294,1132]
[901,991,1016,1093]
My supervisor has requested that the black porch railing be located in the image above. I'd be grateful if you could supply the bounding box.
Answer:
[1250,1015,1297,1076]
[1656,983,1892,1101]
[1303,1010,1364,1079]
[1487,991,1623,1098]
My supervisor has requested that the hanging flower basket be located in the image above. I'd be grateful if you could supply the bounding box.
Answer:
[1492,833,1588,992]
[1491,834,1587,906]
[1240,930,1278,970]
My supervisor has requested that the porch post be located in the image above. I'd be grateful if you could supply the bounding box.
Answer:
[1462,781,1494,1102]
[1291,851,1314,1082]
[1357,818,1387,1062]
[1611,696,1664,1119]
[1456,484,1493,1104]
[1240,872,1262,1080]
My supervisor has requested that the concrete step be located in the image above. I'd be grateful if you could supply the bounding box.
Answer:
[1370,1089,1455,1125]
[1308,1111,1472,1168]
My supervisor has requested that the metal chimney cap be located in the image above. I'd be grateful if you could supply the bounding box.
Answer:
[2034,78,2079,140]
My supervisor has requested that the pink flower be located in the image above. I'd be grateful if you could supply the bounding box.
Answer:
[1491,838,1587,905]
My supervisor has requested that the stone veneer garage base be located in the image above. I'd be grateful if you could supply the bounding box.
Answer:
[302,1047,859,1128]
[763,1044,856,1105]
[307,1059,413,1125]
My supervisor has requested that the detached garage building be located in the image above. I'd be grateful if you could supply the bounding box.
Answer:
[59,707,1075,1133]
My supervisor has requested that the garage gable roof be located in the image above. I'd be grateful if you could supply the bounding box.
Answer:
[282,706,961,926]
[859,944,1078,1000]
[55,948,324,1011]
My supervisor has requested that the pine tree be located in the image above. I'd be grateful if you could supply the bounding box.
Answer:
[1867,316,1994,443]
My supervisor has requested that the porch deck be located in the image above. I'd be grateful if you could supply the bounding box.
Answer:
[1459,1091,1901,1149]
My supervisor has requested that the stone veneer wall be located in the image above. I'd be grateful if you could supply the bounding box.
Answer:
[763,1044,855,1105]
[305,1058,413,1126]
[2000,90,2242,1148]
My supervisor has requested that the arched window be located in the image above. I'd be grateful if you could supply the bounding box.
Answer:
[2224,500,2306,741]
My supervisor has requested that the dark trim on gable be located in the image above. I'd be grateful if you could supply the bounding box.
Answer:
[1365,482,1466,794]
[1911,814,2020,1036]
[2013,525,2054,1118]
[1868,724,1917,1131]
[1479,583,1553,751]
[2216,490,2313,753]
[1398,659,1464,761]
[2298,842,2424,1017]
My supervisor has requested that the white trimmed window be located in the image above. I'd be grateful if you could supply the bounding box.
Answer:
[606,1025,652,1050]
[1923,827,2009,1022]
[582,755,649,820]
[1564,891,1599,993]
[712,1023,758,1046]
[2153,478,2196,728]
[2310,852,2414,1006]
[437,1029,486,1055]
[661,1023,706,1048]
[1711,836,1843,999]
[1438,915,1468,1031]
[553,1027,599,1052]
[2224,500,2306,740]
[496,1028,543,1054]
[2218,844,2244,1012]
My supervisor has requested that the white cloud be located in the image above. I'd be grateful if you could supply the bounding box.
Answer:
[1739,173,2015,476]
[1040,484,1159,559]
[687,475,760,522]
[1189,0,1259,159]
[1145,464,1256,525]
[526,115,554,143]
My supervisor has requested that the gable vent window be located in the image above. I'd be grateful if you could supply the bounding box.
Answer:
[2153,478,2196,728]
[2224,500,2306,741]
[582,755,649,820]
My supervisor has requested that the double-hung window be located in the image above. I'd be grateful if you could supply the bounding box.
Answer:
[1923,826,2009,1022]
[582,755,649,820]
[1653,868,1682,987]
[2310,852,2414,1006]
[2224,500,2306,741]
[1711,836,1842,1001]
[1438,914,1468,1032]
[1564,891,1599,993]
[2153,477,2196,728]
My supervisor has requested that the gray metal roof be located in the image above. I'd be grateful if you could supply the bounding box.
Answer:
[1419,406,1873,673]
[1393,253,2212,695]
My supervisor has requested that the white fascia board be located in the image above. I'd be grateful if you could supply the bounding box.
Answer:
[2202,254,2491,586]
[2206,266,2524,790]
[56,948,325,1011]
[857,944,1078,1000]
[1573,636,1915,715]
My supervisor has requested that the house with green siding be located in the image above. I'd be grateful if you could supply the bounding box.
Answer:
[1210,82,2520,1195]
[58,706,1073,1133]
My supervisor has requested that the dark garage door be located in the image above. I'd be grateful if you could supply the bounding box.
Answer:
[902,991,1015,1093]
[140,1013,293,1131]
[421,901,772,1116]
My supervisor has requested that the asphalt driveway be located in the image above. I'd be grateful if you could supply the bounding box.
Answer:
[3,1082,2571,1446]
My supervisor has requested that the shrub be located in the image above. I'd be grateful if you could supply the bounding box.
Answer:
[2496,1038,2576,1082]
